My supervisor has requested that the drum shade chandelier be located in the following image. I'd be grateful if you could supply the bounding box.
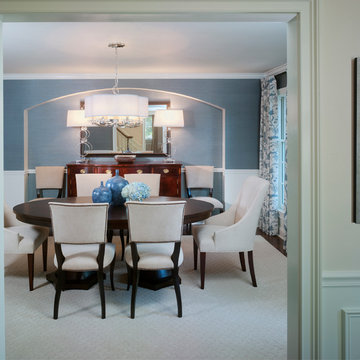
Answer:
[85,43,148,127]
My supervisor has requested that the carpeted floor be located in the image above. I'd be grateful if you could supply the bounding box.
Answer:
[4,235,287,360]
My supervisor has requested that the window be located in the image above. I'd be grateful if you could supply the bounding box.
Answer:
[277,89,287,210]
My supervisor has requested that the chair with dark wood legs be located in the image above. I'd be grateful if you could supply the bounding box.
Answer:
[125,200,186,319]
[4,202,49,291]
[49,202,116,319]
[192,176,269,289]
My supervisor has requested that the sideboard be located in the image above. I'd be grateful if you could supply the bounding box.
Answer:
[67,159,182,197]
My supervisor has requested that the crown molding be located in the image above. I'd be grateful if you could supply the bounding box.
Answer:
[3,72,266,80]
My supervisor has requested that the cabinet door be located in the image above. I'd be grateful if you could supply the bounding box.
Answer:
[152,165,181,197]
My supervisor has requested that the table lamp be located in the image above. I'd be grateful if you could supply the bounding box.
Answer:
[153,109,184,163]
[67,110,96,162]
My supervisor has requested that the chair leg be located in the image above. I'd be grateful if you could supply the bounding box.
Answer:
[120,230,125,261]
[42,239,48,272]
[130,269,139,319]
[200,252,206,289]
[239,252,246,272]
[53,270,64,319]
[193,239,198,270]
[110,256,116,291]
[126,264,132,291]
[173,268,182,318]
[248,251,257,287]
[107,229,113,243]
[98,270,106,319]
[27,254,34,291]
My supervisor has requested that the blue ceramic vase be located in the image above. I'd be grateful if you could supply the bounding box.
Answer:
[92,181,112,204]
[105,169,129,206]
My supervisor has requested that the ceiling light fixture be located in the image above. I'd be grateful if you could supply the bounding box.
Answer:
[85,43,148,127]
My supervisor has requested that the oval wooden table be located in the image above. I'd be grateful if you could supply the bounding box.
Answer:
[13,196,214,290]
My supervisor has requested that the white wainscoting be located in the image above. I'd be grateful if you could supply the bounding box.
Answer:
[4,171,25,207]
[321,271,360,359]
[224,169,259,209]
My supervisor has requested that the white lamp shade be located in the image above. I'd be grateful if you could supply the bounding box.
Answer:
[153,109,184,128]
[66,110,95,127]
[84,94,149,119]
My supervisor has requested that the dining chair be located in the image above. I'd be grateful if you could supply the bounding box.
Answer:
[184,165,224,212]
[75,173,112,197]
[49,202,116,319]
[4,202,49,291]
[125,200,186,318]
[192,176,269,289]
[124,173,161,196]
[32,166,65,200]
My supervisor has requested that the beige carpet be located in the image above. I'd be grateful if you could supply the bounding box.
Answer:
[5,235,287,360]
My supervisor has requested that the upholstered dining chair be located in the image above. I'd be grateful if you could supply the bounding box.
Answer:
[49,202,116,319]
[75,173,112,197]
[192,176,269,289]
[185,166,224,212]
[125,200,186,319]
[32,166,65,200]
[124,173,161,196]
[4,202,49,291]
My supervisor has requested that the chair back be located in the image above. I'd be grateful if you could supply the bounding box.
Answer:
[75,173,112,197]
[185,166,214,189]
[4,202,23,227]
[49,202,108,244]
[127,201,186,243]
[234,176,269,224]
[35,166,65,198]
[124,173,161,197]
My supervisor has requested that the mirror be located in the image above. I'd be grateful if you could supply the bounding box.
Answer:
[85,102,169,157]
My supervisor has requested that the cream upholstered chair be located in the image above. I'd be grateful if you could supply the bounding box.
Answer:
[185,166,224,212]
[4,203,49,291]
[192,176,269,289]
[32,166,65,200]
[75,173,112,197]
[124,173,161,197]
[125,201,186,318]
[49,202,116,319]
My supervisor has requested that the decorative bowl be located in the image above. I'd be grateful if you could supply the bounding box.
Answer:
[114,154,136,163]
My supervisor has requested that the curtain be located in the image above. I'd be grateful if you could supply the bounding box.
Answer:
[258,76,280,236]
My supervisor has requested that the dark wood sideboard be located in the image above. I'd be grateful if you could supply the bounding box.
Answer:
[67,159,182,197]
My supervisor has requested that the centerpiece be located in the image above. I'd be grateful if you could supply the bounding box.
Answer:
[121,182,151,202]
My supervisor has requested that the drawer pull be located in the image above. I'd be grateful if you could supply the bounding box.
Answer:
[80,169,86,174]
[137,169,143,174]
[105,170,112,174]
[163,169,169,174]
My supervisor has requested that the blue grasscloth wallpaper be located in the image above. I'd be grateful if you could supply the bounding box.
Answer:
[4,79,260,170]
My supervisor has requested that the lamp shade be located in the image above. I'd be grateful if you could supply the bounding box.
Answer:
[153,109,184,128]
[84,94,149,119]
[67,110,95,128]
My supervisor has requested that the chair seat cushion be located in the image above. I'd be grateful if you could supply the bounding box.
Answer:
[125,242,184,270]
[54,243,116,271]
[6,225,49,253]
[193,196,224,209]
[192,224,228,252]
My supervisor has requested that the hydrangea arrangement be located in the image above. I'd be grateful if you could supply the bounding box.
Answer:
[121,182,151,202]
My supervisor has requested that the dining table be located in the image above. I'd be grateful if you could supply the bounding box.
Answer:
[13,196,214,290]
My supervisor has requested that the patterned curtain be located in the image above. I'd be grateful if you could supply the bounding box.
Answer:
[258,76,280,236]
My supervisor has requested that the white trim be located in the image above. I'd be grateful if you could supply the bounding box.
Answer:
[322,272,360,288]
[342,309,360,360]
[4,73,266,80]
[265,64,287,77]
[224,169,259,175]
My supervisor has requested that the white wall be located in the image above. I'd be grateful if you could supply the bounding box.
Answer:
[319,0,360,357]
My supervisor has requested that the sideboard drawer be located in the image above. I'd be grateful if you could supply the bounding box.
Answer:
[123,166,151,175]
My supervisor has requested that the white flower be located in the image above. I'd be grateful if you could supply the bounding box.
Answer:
[121,182,151,201]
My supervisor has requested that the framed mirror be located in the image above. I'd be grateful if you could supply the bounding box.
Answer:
[85,101,169,157]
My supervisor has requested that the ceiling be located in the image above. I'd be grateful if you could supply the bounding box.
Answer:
[3,21,287,76]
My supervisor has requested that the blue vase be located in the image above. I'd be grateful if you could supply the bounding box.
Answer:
[105,169,129,206]
[92,181,112,204]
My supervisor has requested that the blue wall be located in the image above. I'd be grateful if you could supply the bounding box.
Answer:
[4,79,260,170]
